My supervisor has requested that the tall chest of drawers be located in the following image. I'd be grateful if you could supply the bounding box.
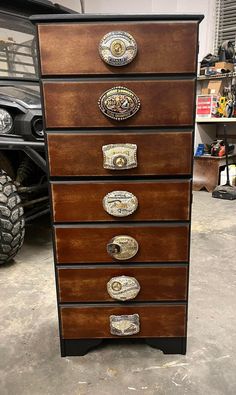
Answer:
[33,14,203,356]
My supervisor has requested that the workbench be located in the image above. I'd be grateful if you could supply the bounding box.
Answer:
[193,155,236,192]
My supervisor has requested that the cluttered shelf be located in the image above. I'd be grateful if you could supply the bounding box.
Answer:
[197,71,236,81]
[197,44,235,119]
[194,42,236,195]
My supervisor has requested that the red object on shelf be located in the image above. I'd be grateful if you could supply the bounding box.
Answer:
[219,146,225,157]
[196,95,218,118]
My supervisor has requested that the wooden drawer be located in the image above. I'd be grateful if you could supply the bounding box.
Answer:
[38,21,198,76]
[47,131,193,177]
[55,224,189,264]
[58,265,188,302]
[60,304,186,338]
[51,180,191,222]
[42,79,195,129]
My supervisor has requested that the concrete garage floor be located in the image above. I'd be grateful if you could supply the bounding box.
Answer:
[0,191,236,395]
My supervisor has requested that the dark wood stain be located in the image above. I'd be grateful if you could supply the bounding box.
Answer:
[38,22,198,75]
[58,266,188,302]
[35,14,200,351]
[43,80,195,128]
[47,131,193,177]
[51,180,191,222]
[60,304,186,338]
[55,224,189,264]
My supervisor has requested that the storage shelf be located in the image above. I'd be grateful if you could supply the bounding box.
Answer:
[196,117,236,123]
[198,71,236,81]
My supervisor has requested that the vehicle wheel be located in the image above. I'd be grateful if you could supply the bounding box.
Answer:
[0,170,25,264]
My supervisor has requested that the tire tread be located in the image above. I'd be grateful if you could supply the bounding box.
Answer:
[0,170,25,264]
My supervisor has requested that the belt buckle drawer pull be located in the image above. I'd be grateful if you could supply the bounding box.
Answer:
[99,31,137,66]
[103,190,138,217]
[107,235,139,260]
[107,275,141,301]
[102,143,137,170]
[98,86,140,121]
[110,313,140,336]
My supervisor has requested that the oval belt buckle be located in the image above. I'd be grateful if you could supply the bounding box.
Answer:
[103,190,138,217]
[99,31,137,67]
[98,86,140,121]
[107,276,140,301]
[107,235,139,260]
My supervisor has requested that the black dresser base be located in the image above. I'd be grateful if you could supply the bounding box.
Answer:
[61,337,187,357]
[145,337,186,355]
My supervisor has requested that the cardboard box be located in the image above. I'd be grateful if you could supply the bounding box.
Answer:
[207,79,225,95]
[196,95,218,118]
[215,62,234,72]
[201,87,211,94]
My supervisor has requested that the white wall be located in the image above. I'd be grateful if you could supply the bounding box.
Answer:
[58,0,216,60]
[84,0,153,13]
[59,0,82,12]
[57,0,215,64]
[153,0,215,60]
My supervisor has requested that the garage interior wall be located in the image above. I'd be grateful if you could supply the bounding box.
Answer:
[56,0,216,148]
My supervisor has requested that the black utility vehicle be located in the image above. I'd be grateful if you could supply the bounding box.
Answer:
[0,2,75,264]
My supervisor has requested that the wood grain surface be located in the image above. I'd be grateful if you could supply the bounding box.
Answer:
[193,155,236,192]
[51,180,191,222]
[60,304,186,338]
[55,224,189,264]
[58,265,188,302]
[42,79,195,128]
[38,22,198,75]
[47,131,193,177]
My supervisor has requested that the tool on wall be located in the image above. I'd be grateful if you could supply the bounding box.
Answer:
[212,124,236,200]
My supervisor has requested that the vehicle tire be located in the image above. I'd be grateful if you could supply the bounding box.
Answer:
[0,170,25,265]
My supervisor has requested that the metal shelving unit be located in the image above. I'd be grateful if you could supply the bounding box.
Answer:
[0,40,37,79]
[198,71,236,81]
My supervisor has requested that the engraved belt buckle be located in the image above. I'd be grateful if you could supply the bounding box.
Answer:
[98,86,140,121]
[99,31,137,67]
[102,143,137,170]
[103,190,138,217]
[110,314,140,336]
[107,276,140,301]
[107,235,139,260]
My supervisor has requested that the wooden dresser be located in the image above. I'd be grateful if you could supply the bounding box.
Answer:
[33,14,203,356]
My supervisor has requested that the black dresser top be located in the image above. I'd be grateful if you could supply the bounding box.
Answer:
[30,13,204,24]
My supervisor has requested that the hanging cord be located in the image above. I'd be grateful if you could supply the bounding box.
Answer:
[80,0,85,13]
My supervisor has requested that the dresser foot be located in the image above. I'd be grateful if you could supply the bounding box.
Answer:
[145,337,187,355]
[61,339,103,357]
